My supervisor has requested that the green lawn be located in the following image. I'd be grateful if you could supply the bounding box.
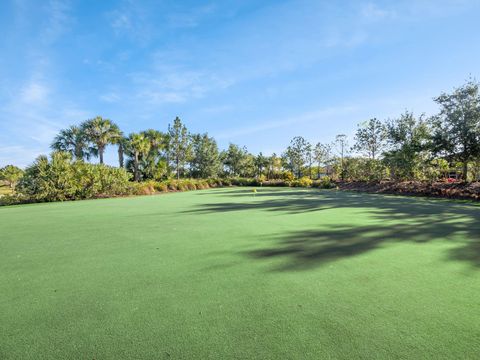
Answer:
[1,187,479,359]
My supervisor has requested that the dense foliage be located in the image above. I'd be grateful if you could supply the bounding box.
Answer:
[13,153,131,203]
[3,79,480,205]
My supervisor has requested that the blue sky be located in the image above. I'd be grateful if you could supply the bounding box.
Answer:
[1,0,480,167]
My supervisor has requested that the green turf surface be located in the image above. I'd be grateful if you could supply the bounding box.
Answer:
[1,187,480,359]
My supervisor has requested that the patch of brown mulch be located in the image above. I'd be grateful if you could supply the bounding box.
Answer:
[338,181,480,201]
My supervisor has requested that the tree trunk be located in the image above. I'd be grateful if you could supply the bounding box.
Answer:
[463,161,468,181]
[176,158,180,180]
[118,144,124,168]
[99,148,104,164]
[134,153,140,181]
[75,145,82,161]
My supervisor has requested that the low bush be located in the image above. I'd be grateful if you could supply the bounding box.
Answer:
[262,179,287,187]
[16,152,132,203]
[312,176,335,189]
[2,156,342,206]
[298,176,313,187]
[0,193,33,206]
[154,182,168,192]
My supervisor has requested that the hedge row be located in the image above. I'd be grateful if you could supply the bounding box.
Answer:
[0,175,336,206]
[129,176,335,196]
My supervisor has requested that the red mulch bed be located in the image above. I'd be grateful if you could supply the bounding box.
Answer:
[339,181,480,201]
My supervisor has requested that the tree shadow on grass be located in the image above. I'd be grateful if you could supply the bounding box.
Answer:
[189,189,480,269]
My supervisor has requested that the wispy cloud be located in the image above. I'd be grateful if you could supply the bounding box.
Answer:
[99,92,121,103]
[20,81,50,105]
[107,0,152,44]
[215,106,358,140]
[166,4,217,28]
[360,2,396,21]
[129,57,235,106]
[40,0,72,44]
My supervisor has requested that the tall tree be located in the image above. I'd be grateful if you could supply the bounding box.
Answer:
[168,117,191,180]
[335,134,348,180]
[431,80,480,180]
[239,153,256,177]
[51,125,90,161]
[254,152,269,177]
[81,117,122,164]
[305,142,313,179]
[116,136,127,168]
[384,112,431,180]
[221,143,247,176]
[190,133,221,178]
[126,133,151,181]
[142,129,166,179]
[283,136,308,178]
[353,118,386,160]
[313,143,331,178]
[0,165,24,190]
[267,153,282,179]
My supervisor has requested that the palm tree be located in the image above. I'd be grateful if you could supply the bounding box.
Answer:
[115,136,128,168]
[141,129,165,178]
[126,133,151,181]
[81,117,122,164]
[51,125,90,161]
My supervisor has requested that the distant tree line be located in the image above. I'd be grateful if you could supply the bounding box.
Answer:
[2,79,480,195]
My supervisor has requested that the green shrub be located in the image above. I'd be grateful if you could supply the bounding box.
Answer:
[262,179,287,187]
[184,180,197,191]
[0,193,32,206]
[231,177,260,186]
[154,182,168,192]
[281,171,295,182]
[16,152,132,202]
[165,180,178,191]
[298,176,313,187]
[312,176,335,189]
[196,180,209,190]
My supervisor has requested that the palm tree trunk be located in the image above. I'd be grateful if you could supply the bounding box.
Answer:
[75,145,82,161]
[118,143,124,168]
[99,148,104,164]
[134,153,140,181]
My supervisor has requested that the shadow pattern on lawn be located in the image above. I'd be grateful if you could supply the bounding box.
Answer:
[190,189,480,270]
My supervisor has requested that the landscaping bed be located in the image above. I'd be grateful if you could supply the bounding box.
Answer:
[339,181,480,200]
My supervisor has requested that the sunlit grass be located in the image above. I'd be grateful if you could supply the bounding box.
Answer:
[1,187,479,359]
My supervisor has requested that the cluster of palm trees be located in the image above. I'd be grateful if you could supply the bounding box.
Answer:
[52,117,121,165]
[52,116,167,181]
[51,116,184,181]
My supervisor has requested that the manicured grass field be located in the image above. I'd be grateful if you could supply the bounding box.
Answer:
[1,187,480,359]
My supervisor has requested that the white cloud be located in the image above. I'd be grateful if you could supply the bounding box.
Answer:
[20,81,50,105]
[360,3,396,20]
[100,92,121,103]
